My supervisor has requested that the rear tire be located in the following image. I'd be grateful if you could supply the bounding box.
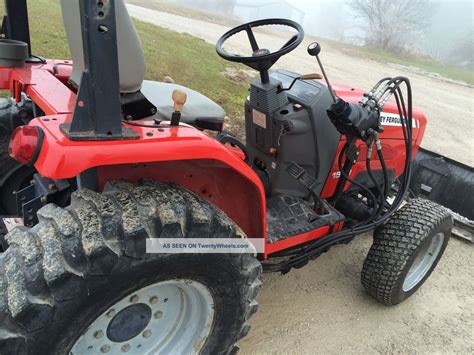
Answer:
[0,165,35,215]
[0,107,17,185]
[0,180,261,354]
[0,97,36,214]
[361,198,452,305]
[0,218,7,252]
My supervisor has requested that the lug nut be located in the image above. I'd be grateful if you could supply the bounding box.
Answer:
[154,311,163,319]
[121,344,131,352]
[94,330,104,339]
[142,329,152,338]
[106,309,115,318]
[100,344,111,353]
[149,296,158,305]
[130,295,139,303]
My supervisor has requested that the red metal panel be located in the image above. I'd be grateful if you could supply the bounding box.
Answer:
[321,138,412,198]
[13,69,75,115]
[1,62,267,250]
[2,62,76,115]
[0,67,11,88]
[30,115,266,240]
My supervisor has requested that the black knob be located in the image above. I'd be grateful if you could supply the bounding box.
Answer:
[307,42,321,56]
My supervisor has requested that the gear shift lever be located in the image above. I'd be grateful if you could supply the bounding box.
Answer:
[170,90,187,126]
[307,42,337,103]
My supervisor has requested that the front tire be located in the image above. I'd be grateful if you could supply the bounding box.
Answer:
[0,180,261,354]
[361,198,452,305]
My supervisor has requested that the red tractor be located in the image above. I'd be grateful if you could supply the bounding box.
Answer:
[0,0,452,353]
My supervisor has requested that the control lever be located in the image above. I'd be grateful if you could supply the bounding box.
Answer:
[307,42,380,141]
[279,73,323,93]
[307,42,337,103]
[171,90,187,126]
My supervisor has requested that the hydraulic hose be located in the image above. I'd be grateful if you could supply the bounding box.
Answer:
[336,143,378,215]
[365,156,385,220]
[376,147,390,197]
[263,77,414,273]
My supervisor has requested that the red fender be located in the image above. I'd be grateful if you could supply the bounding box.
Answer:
[1,62,266,245]
[29,114,266,240]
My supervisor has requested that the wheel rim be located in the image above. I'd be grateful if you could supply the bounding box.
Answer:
[402,232,445,292]
[71,279,215,354]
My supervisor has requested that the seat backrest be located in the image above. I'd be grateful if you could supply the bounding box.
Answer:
[60,0,145,93]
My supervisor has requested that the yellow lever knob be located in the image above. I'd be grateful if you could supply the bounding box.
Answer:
[172,90,187,113]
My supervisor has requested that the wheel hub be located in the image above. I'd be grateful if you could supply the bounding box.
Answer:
[107,304,152,343]
[402,232,445,292]
[70,279,215,354]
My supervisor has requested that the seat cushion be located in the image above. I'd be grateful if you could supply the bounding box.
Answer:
[141,80,225,124]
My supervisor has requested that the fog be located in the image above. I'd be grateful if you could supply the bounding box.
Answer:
[169,0,473,69]
[292,0,473,64]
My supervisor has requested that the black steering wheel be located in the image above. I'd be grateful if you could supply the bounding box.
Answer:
[216,18,304,83]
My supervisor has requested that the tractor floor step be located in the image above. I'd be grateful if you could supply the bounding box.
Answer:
[266,195,344,244]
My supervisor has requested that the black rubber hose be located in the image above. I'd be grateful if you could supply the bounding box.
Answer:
[376,148,390,197]
[366,156,385,219]
[332,144,353,203]
[337,143,379,221]
[392,84,413,186]
[377,78,413,219]
[263,78,414,270]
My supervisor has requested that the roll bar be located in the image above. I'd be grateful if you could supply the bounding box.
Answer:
[61,0,138,140]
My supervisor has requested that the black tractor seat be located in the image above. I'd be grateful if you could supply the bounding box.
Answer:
[141,80,225,130]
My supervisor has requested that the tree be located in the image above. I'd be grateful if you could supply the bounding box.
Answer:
[349,0,432,51]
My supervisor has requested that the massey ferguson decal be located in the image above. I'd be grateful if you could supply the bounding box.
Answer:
[380,112,418,128]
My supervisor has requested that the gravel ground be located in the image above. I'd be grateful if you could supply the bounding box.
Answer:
[125,5,474,353]
[239,234,473,354]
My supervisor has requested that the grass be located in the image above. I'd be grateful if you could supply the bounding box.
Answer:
[18,1,71,60]
[1,0,250,126]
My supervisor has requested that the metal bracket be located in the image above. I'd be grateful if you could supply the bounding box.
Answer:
[451,211,474,244]
[15,183,36,217]
[121,91,157,120]
[16,174,71,227]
